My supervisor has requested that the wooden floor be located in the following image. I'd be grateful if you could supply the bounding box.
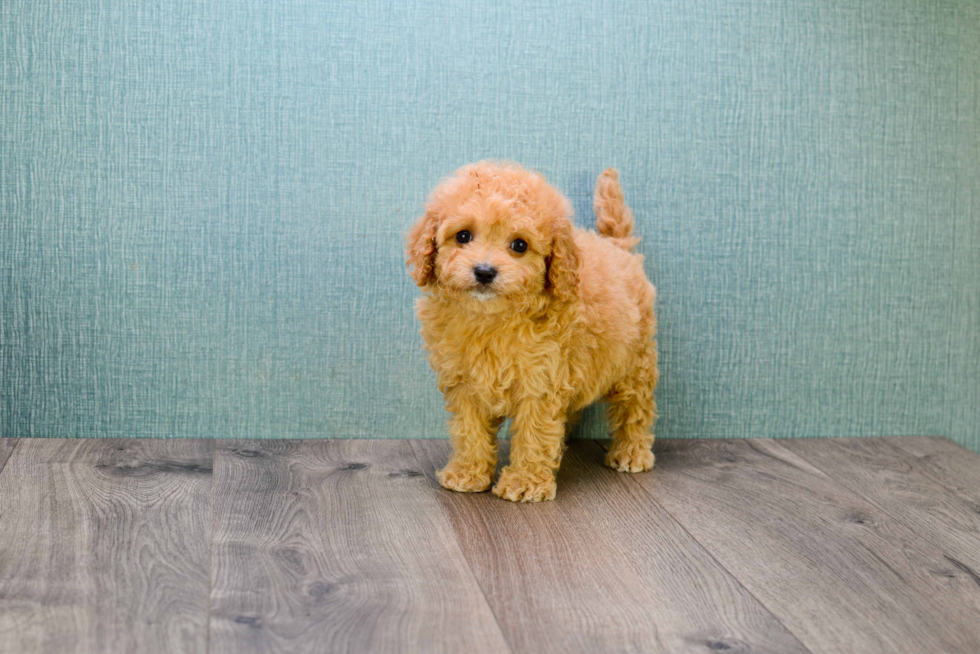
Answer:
[0,437,979,653]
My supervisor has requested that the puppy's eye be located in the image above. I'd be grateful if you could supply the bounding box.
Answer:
[455,230,472,245]
[510,238,528,253]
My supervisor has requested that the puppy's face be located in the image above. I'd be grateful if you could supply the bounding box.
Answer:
[407,163,579,310]
[433,201,547,303]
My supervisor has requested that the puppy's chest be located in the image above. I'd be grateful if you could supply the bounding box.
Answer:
[426,323,558,408]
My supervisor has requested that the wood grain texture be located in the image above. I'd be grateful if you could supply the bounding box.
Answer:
[887,436,980,501]
[0,438,214,654]
[0,438,17,475]
[412,438,810,654]
[208,439,509,654]
[620,438,980,654]
[781,437,980,579]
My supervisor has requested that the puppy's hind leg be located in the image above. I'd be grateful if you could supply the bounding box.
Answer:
[437,390,501,493]
[605,342,658,472]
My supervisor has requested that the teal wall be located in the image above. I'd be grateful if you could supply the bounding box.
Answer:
[2,0,978,450]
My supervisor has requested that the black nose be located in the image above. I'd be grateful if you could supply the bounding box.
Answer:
[473,264,497,285]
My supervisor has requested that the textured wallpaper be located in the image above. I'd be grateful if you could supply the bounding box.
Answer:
[1,0,978,450]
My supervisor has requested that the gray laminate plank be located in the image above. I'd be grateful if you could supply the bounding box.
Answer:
[618,438,980,654]
[781,437,980,579]
[208,439,509,654]
[887,436,980,502]
[0,438,17,475]
[412,438,810,654]
[0,438,214,654]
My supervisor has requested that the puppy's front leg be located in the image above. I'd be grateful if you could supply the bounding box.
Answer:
[493,398,565,502]
[437,390,500,493]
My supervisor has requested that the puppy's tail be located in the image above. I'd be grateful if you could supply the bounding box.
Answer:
[594,169,639,251]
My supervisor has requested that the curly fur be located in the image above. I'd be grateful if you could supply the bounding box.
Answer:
[406,162,658,502]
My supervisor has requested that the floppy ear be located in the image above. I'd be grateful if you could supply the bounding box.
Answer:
[405,210,439,287]
[546,218,580,303]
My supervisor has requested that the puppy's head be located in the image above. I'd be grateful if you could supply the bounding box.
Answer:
[406,162,579,309]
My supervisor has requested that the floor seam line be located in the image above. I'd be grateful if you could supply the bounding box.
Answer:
[408,440,516,654]
[0,438,19,478]
[205,438,218,654]
[782,438,980,620]
[598,440,816,654]
[881,437,980,502]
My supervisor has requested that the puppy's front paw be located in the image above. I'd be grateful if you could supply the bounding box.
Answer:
[436,460,493,493]
[605,442,655,473]
[492,466,557,503]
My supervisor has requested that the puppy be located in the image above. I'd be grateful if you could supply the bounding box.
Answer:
[406,162,657,502]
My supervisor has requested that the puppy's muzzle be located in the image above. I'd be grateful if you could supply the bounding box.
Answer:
[473,264,498,285]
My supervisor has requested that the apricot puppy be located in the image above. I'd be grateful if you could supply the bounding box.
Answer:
[406,162,657,502]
